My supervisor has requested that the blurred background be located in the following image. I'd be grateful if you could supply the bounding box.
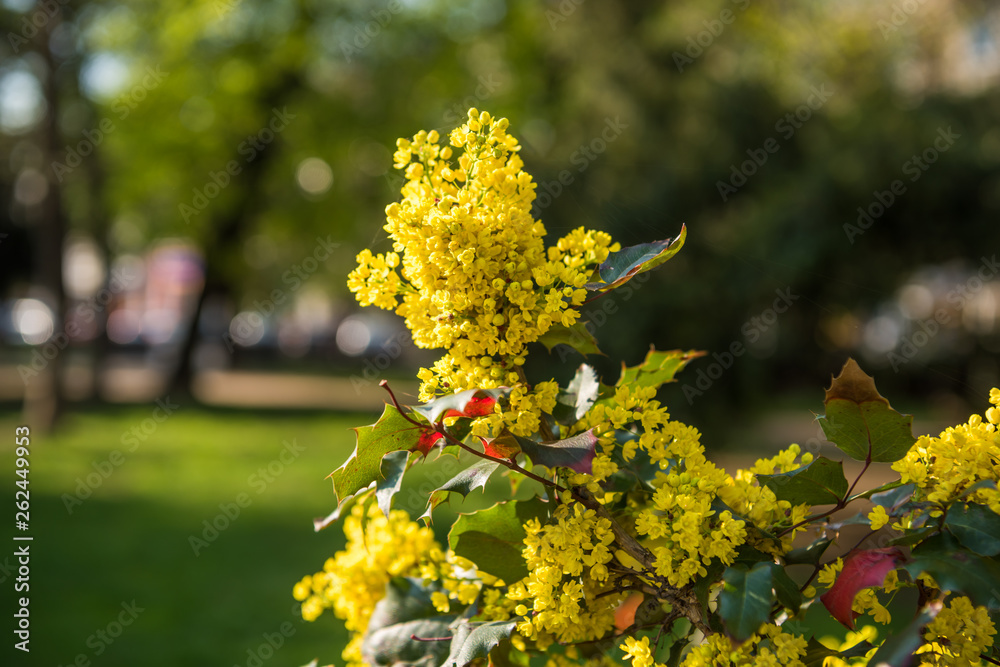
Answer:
[1,0,999,664]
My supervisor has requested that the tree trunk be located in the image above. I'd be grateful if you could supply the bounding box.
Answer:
[166,76,300,397]
[23,2,69,432]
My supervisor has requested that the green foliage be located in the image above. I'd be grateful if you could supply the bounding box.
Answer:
[719,563,773,642]
[536,322,604,358]
[758,456,848,506]
[616,348,705,390]
[943,503,1000,556]
[448,498,548,584]
[817,359,917,463]
[905,536,1000,609]
[331,404,421,502]
[443,620,518,667]
[514,430,598,474]
[585,226,687,296]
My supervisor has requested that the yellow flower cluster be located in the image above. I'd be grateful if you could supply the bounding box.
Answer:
[347,109,618,436]
[470,379,561,438]
[508,502,621,647]
[680,624,808,667]
[546,648,619,667]
[573,385,813,587]
[892,387,1000,514]
[293,504,510,667]
[292,504,441,666]
[620,636,659,667]
[918,596,996,666]
[718,444,814,555]
[575,385,745,586]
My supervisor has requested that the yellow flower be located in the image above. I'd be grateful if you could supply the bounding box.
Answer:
[920,596,996,665]
[892,387,1000,512]
[620,636,654,667]
[349,110,618,436]
[431,591,450,613]
[868,505,890,530]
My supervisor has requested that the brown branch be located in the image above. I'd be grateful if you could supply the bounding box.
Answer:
[778,457,873,538]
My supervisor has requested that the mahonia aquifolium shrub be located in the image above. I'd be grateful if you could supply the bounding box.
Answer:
[294,109,1000,667]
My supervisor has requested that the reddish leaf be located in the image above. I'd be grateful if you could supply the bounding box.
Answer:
[478,433,521,461]
[614,593,644,632]
[821,547,905,629]
[464,396,498,417]
[414,430,444,455]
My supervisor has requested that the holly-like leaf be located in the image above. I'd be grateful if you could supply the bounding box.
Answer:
[945,503,1000,556]
[820,547,905,629]
[800,638,838,667]
[784,538,832,566]
[536,321,603,358]
[478,432,522,461]
[906,536,1000,607]
[313,486,374,532]
[364,617,455,667]
[866,482,913,508]
[376,450,410,519]
[608,432,661,493]
[719,562,774,642]
[330,405,422,504]
[554,364,600,424]
[770,564,803,614]
[886,526,937,547]
[367,576,441,629]
[585,225,687,294]
[758,456,848,506]
[415,431,445,456]
[362,577,456,667]
[816,359,916,463]
[422,459,503,518]
[413,388,508,425]
[617,347,705,389]
[516,429,598,474]
[448,497,549,584]
[867,603,942,667]
[441,620,517,667]
[614,593,645,632]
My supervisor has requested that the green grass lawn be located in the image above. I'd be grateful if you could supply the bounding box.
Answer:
[0,405,447,666]
[1,404,518,667]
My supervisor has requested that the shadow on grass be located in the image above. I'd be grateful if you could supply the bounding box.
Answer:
[22,493,348,666]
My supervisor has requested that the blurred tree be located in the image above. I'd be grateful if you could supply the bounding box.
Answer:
[3,0,998,434]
